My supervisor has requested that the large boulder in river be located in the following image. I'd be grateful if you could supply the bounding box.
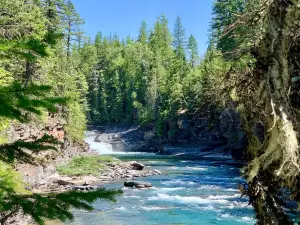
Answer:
[130,162,145,170]
[94,135,102,142]
[124,181,152,188]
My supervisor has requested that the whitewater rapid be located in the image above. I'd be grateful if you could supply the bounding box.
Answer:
[68,132,255,225]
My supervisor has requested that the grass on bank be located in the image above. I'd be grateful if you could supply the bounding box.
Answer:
[56,156,118,176]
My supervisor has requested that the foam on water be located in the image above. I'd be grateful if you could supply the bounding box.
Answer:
[186,166,208,171]
[197,185,222,190]
[123,195,142,199]
[141,206,174,211]
[115,206,127,211]
[84,131,155,155]
[161,179,196,186]
[242,216,254,221]
[153,187,185,192]
[89,142,114,154]
[69,138,255,225]
[218,214,254,224]
[207,194,241,199]
[220,201,252,209]
[148,193,229,204]
[84,131,114,154]
[169,166,208,171]
[225,188,238,192]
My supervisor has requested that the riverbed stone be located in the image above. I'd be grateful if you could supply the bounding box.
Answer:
[131,162,145,170]
[124,181,152,188]
[153,169,162,175]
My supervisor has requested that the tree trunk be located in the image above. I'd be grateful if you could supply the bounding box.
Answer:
[248,0,299,224]
[24,60,32,87]
[259,0,298,182]
[67,20,71,58]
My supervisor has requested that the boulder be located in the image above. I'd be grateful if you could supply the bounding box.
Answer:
[153,169,162,175]
[130,162,145,170]
[124,181,136,187]
[124,181,152,188]
[94,135,102,142]
[73,186,96,191]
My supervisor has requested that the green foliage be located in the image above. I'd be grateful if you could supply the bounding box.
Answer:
[173,16,186,59]
[0,1,122,224]
[62,0,84,56]
[0,117,9,145]
[138,21,148,44]
[0,81,120,224]
[0,162,29,198]
[65,102,87,141]
[210,0,246,54]
[0,82,67,123]
[187,34,198,66]
[78,13,204,143]
[56,156,118,176]
[1,188,122,225]
[0,134,59,164]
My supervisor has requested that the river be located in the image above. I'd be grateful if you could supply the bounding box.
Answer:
[67,132,255,225]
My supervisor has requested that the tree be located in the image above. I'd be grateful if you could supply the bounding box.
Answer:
[210,0,246,55]
[244,1,299,224]
[187,34,198,67]
[42,0,65,30]
[94,31,103,55]
[172,16,186,59]
[210,0,300,223]
[0,82,122,225]
[62,0,84,57]
[138,21,148,44]
[150,14,172,57]
[0,1,122,224]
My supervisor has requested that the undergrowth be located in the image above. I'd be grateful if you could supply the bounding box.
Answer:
[56,156,119,176]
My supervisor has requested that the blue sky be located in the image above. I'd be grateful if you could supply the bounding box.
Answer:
[72,0,213,55]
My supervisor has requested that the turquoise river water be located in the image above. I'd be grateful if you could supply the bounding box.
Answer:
[66,151,256,225]
[65,131,255,225]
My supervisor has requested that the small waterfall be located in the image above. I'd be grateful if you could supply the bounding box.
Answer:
[84,131,114,154]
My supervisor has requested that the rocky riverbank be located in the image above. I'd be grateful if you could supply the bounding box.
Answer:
[31,157,161,194]
[8,155,161,225]
[7,118,161,225]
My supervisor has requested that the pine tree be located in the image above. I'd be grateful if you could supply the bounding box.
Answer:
[187,34,199,67]
[0,1,121,224]
[62,0,84,57]
[210,0,246,54]
[172,16,186,59]
[94,31,103,55]
[0,82,122,225]
[148,14,176,135]
[42,0,65,28]
[150,14,172,57]
[138,21,148,44]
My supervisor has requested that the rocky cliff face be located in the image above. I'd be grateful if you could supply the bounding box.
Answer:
[89,108,251,159]
[219,109,248,160]
[90,124,163,153]
[172,108,249,160]
[5,115,90,225]
[8,115,89,189]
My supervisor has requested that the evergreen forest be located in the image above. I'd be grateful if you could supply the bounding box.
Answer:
[1,0,300,224]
